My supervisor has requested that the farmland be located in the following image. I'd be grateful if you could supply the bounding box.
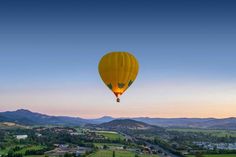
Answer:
[95,131,125,140]
[187,154,236,157]
[87,150,160,157]
[168,128,236,137]
[15,145,45,154]
[0,145,45,156]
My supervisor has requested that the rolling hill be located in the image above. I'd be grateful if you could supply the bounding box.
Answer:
[0,109,88,126]
[99,119,163,131]
[133,117,236,129]
[0,109,236,129]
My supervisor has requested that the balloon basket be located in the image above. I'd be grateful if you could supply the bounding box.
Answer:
[116,98,120,103]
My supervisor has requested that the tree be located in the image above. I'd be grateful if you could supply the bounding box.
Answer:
[7,149,14,157]
[123,145,127,150]
[103,145,108,149]
[64,153,73,157]
[195,152,204,157]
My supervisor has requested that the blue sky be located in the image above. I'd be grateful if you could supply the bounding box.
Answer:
[0,0,236,118]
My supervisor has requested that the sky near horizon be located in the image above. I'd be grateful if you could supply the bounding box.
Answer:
[0,0,236,118]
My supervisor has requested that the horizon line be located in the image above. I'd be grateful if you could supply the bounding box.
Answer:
[0,108,235,119]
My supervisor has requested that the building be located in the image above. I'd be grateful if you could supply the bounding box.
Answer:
[45,146,92,157]
[16,135,28,140]
[76,147,92,156]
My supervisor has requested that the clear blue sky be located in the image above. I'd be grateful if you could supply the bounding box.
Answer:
[0,0,236,118]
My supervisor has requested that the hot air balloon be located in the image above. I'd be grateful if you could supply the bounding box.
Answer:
[98,52,139,102]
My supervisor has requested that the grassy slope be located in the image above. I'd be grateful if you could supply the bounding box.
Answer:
[26,155,45,157]
[187,154,236,157]
[16,145,45,154]
[94,143,124,147]
[168,128,236,137]
[87,150,159,157]
[0,149,8,155]
[96,131,125,140]
[0,145,44,156]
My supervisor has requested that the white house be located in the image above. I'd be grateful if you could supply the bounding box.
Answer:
[16,135,28,140]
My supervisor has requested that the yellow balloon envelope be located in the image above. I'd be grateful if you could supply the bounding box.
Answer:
[98,52,139,102]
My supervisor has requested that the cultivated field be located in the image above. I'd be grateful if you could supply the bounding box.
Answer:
[16,145,45,154]
[95,131,125,140]
[94,143,124,147]
[187,154,236,157]
[88,150,159,157]
[168,128,236,137]
[0,145,44,156]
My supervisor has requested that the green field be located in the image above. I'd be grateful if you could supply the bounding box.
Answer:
[96,131,125,140]
[25,155,45,157]
[0,145,18,155]
[0,145,44,156]
[168,128,236,137]
[88,150,159,157]
[187,154,236,157]
[0,149,8,155]
[16,145,45,154]
[94,143,124,147]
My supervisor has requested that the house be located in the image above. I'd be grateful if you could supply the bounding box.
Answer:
[59,144,69,149]
[70,132,80,136]
[36,133,42,137]
[76,147,92,156]
[16,135,28,140]
[45,146,92,157]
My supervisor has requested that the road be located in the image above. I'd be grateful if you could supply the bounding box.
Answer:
[121,132,181,157]
[144,141,180,157]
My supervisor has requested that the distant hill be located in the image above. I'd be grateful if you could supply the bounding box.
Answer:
[0,109,236,129]
[98,119,164,132]
[88,116,115,124]
[0,109,88,126]
[133,117,236,129]
[133,117,215,127]
[191,118,236,130]
[0,109,116,126]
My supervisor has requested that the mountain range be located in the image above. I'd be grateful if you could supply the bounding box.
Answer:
[0,109,236,130]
